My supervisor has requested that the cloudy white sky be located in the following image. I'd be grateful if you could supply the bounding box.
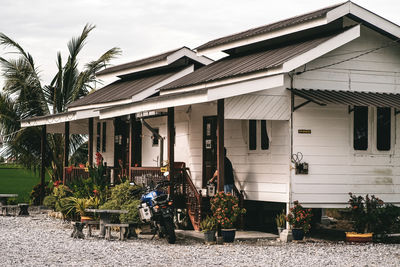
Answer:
[1,0,400,88]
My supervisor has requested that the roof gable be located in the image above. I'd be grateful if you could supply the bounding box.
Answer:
[97,46,212,77]
[196,1,400,55]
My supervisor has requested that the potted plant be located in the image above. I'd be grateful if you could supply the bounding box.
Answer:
[286,200,312,240]
[200,216,217,244]
[275,211,286,234]
[346,193,383,242]
[210,192,246,243]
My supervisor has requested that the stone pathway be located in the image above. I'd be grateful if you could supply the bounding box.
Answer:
[1,213,399,266]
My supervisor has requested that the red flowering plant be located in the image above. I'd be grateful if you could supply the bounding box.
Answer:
[53,180,62,188]
[88,152,107,188]
[286,201,313,233]
[210,192,246,229]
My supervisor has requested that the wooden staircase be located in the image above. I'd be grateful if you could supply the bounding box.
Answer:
[130,164,244,231]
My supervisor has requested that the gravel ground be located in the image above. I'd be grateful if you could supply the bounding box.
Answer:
[1,212,399,266]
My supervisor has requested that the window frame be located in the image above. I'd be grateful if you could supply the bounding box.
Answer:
[351,106,395,155]
[246,120,271,153]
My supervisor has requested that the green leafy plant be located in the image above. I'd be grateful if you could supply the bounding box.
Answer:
[200,216,218,232]
[348,193,400,234]
[59,197,90,219]
[275,211,286,228]
[286,201,313,233]
[43,195,57,210]
[210,192,246,229]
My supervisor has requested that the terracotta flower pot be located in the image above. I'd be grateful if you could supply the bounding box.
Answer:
[80,216,92,222]
[345,232,373,242]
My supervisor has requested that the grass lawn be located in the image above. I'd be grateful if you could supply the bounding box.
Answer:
[0,164,49,203]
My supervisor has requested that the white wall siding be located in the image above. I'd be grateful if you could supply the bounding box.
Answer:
[293,25,400,94]
[291,102,400,207]
[139,102,291,203]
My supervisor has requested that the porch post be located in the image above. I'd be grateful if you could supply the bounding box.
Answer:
[167,107,175,195]
[88,118,93,167]
[129,115,134,180]
[217,99,224,192]
[63,121,70,184]
[40,125,46,205]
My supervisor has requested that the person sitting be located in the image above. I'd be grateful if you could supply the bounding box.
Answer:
[209,148,234,194]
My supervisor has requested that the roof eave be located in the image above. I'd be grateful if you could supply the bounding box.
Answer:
[196,2,400,55]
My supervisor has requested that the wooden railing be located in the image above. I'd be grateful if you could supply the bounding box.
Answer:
[180,168,202,231]
[63,167,90,184]
[129,167,163,187]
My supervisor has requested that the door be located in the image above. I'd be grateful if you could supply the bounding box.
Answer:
[114,117,129,176]
[202,116,217,187]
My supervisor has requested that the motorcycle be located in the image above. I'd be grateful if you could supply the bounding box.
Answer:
[136,178,176,244]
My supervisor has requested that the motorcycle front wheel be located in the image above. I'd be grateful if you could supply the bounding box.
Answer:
[165,219,176,244]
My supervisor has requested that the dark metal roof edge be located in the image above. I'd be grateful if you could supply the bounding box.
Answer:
[96,46,187,76]
[195,2,347,51]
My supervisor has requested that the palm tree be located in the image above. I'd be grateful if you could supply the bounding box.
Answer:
[0,23,121,180]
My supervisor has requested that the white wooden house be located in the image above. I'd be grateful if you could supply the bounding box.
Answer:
[22,1,400,230]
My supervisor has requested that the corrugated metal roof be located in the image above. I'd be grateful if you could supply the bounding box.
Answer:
[291,88,400,109]
[196,2,345,52]
[96,47,183,76]
[69,70,179,108]
[161,30,343,91]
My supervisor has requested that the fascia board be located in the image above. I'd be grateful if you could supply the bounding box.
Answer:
[196,16,328,56]
[68,98,133,112]
[282,25,360,72]
[21,109,101,128]
[348,3,400,38]
[206,74,284,101]
[21,113,77,128]
[160,67,283,96]
[100,91,209,119]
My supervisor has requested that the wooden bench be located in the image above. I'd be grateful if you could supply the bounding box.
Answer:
[83,220,100,237]
[1,205,18,216]
[104,223,130,241]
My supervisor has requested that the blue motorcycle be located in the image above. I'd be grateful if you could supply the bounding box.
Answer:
[137,179,176,244]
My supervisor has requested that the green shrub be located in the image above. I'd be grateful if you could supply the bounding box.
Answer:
[120,200,141,224]
[109,181,141,206]
[43,195,57,210]
[99,181,142,223]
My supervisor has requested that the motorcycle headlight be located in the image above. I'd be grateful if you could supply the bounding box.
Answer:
[168,201,173,206]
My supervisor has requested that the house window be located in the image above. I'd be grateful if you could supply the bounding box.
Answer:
[249,120,257,150]
[377,107,391,151]
[102,122,107,152]
[248,120,270,151]
[96,122,101,152]
[353,106,368,151]
[261,120,270,150]
[152,128,159,146]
